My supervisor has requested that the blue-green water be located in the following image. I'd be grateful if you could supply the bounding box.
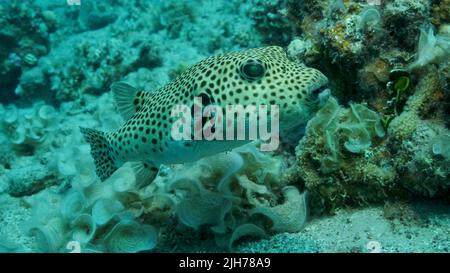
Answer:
[0,0,449,253]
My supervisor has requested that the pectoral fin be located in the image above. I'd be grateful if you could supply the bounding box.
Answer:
[111,82,146,119]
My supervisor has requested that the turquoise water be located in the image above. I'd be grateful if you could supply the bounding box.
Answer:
[0,0,449,253]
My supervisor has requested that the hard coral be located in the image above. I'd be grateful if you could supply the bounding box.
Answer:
[250,0,292,45]
[0,1,55,103]
[431,0,450,27]
[289,66,449,215]
[389,66,450,196]
[383,0,430,51]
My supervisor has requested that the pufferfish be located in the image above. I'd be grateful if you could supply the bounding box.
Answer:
[81,46,328,185]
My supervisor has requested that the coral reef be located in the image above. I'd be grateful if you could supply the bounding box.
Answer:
[148,144,306,251]
[24,165,158,253]
[284,66,449,215]
[0,0,271,252]
[19,143,306,252]
[15,33,162,103]
[0,0,449,253]
[3,0,260,105]
[383,0,431,51]
[431,0,450,27]
[0,1,56,103]
[275,0,450,215]
[250,0,292,45]
[388,66,450,196]
[281,0,449,107]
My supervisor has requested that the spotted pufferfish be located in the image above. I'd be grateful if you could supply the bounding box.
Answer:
[81,46,329,185]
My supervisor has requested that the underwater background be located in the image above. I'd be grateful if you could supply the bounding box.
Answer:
[0,0,449,253]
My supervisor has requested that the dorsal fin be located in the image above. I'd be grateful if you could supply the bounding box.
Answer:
[111,82,143,120]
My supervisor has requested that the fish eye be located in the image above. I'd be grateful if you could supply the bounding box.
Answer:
[240,59,265,81]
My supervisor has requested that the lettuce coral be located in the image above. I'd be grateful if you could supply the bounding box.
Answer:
[24,163,158,253]
[250,186,307,233]
[71,214,96,244]
[103,220,157,253]
[176,183,232,231]
[409,26,450,69]
[307,97,385,173]
[92,198,124,226]
[289,96,397,214]
[146,144,304,251]
[215,223,267,251]
[28,217,67,253]
[60,191,85,220]
[0,102,63,197]
[0,102,58,154]
[288,66,450,215]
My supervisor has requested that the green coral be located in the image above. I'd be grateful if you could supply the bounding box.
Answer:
[287,67,450,215]
[307,97,385,173]
[24,143,307,252]
[148,144,307,251]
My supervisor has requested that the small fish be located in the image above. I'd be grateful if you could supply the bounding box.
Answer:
[81,46,328,185]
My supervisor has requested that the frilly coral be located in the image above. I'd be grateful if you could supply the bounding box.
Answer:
[306,96,385,173]
[288,65,449,215]
[215,223,267,251]
[92,198,124,226]
[28,217,67,253]
[0,102,58,154]
[104,220,157,253]
[250,186,307,233]
[24,162,157,253]
[409,26,450,69]
[60,191,86,220]
[71,214,96,244]
[176,181,232,231]
[142,143,305,250]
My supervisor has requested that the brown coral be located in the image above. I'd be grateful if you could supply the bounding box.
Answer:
[431,0,450,27]
[286,67,449,215]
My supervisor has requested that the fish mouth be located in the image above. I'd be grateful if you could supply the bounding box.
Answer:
[308,83,331,109]
[311,84,330,98]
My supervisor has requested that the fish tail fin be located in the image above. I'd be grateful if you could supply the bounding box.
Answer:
[80,127,118,182]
